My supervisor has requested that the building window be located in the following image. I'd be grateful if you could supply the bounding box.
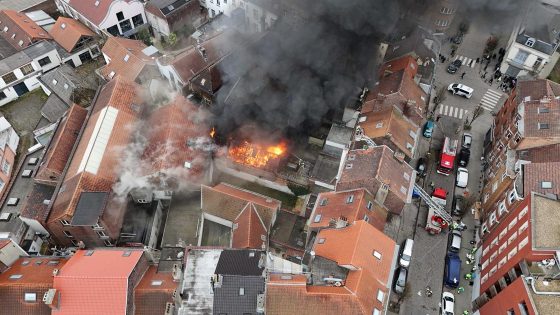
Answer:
[313,214,322,223]
[508,247,518,259]
[2,160,10,174]
[513,50,529,64]
[498,256,507,269]
[20,64,33,75]
[508,190,516,204]
[373,250,382,260]
[346,195,354,204]
[119,19,132,33]
[518,221,529,234]
[131,14,144,27]
[116,11,125,21]
[63,230,73,238]
[538,123,549,129]
[0,90,6,100]
[60,219,70,226]
[499,228,508,241]
[518,236,529,250]
[367,201,373,210]
[541,181,552,189]
[538,107,549,114]
[363,214,369,222]
[481,260,489,270]
[518,206,528,219]
[24,293,36,302]
[508,217,518,230]
[507,309,514,315]
[320,198,328,206]
[534,57,543,69]
[318,238,325,244]
[107,25,119,36]
[96,230,108,238]
[104,239,113,246]
[376,289,384,302]
[18,40,23,47]
[2,72,17,84]
[518,302,529,315]
[70,239,79,246]
[508,231,518,245]
[525,38,535,47]
[38,56,51,67]
[498,242,507,254]
[498,201,507,217]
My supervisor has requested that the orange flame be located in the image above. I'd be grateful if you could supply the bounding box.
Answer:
[210,127,216,138]
[229,141,286,168]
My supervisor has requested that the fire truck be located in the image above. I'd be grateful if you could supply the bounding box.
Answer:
[425,187,450,235]
[437,137,458,176]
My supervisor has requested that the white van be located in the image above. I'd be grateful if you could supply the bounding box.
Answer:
[456,167,469,188]
[399,239,414,268]
[450,230,462,253]
[448,83,474,99]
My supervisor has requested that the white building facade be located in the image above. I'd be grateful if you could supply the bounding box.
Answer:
[55,0,147,37]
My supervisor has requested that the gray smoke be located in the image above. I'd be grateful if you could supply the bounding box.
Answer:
[212,0,406,142]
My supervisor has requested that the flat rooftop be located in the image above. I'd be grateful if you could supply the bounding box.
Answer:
[180,249,222,315]
[529,278,560,315]
[531,193,560,249]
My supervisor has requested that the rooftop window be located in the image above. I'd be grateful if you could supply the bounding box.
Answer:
[151,280,163,286]
[346,195,354,204]
[373,250,382,260]
[61,23,66,29]
[9,274,22,280]
[24,293,36,302]
[318,238,325,244]
[538,123,549,129]
[541,181,553,189]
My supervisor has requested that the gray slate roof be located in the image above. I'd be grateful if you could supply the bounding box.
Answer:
[213,275,265,315]
[215,250,265,276]
[0,0,48,12]
[70,191,108,226]
[0,40,56,76]
[41,95,69,123]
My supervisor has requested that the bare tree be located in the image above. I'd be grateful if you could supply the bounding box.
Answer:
[466,105,484,127]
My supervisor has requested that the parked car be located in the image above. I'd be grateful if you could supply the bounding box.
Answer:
[449,230,462,253]
[448,83,473,99]
[441,292,455,315]
[444,253,462,288]
[456,167,469,188]
[462,133,472,149]
[399,238,414,268]
[447,59,462,74]
[452,195,465,216]
[394,267,408,294]
[458,148,470,167]
[416,158,427,177]
[423,120,435,138]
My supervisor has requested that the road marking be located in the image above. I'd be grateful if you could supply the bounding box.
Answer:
[454,55,476,68]
[479,88,504,112]
[438,105,468,119]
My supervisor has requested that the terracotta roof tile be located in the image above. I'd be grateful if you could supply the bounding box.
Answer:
[360,106,419,158]
[312,221,396,314]
[20,183,55,222]
[310,188,386,231]
[100,37,156,82]
[142,95,210,177]
[0,10,52,51]
[0,256,68,315]
[337,146,414,212]
[232,203,267,249]
[35,105,88,185]
[49,17,95,53]
[170,32,229,83]
[134,266,177,315]
[67,0,120,25]
[49,78,142,222]
[266,221,396,315]
[53,249,143,315]
[201,183,281,229]
[523,161,560,196]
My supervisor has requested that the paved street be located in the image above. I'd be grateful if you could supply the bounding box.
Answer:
[395,22,509,315]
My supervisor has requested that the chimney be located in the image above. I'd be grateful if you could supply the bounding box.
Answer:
[164,302,175,315]
[43,289,59,310]
[172,263,181,282]
[375,183,389,206]
[328,218,337,228]
[256,293,265,313]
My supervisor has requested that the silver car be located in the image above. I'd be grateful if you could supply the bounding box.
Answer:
[394,267,408,294]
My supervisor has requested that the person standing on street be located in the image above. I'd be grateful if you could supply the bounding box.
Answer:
[461,72,466,79]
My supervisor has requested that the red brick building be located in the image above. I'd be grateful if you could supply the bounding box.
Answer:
[266,220,398,315]
[0,10,52,51]
[474,192,560,311]
[46,77,143,247]
[336,145,415,214]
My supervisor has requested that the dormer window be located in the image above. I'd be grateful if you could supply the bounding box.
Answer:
[525,37,535,47]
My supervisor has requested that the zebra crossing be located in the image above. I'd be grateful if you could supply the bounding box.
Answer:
[454,55,476,68]
[438,105,468,119]
[480,89,503,111]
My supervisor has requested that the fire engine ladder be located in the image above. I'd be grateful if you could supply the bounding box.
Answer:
[355,126,376,147]
[413,183,453,224]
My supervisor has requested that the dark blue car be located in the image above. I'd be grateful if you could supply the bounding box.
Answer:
[444,253,462,288]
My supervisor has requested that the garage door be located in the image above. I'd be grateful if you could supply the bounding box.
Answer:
[13,82,29,96]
